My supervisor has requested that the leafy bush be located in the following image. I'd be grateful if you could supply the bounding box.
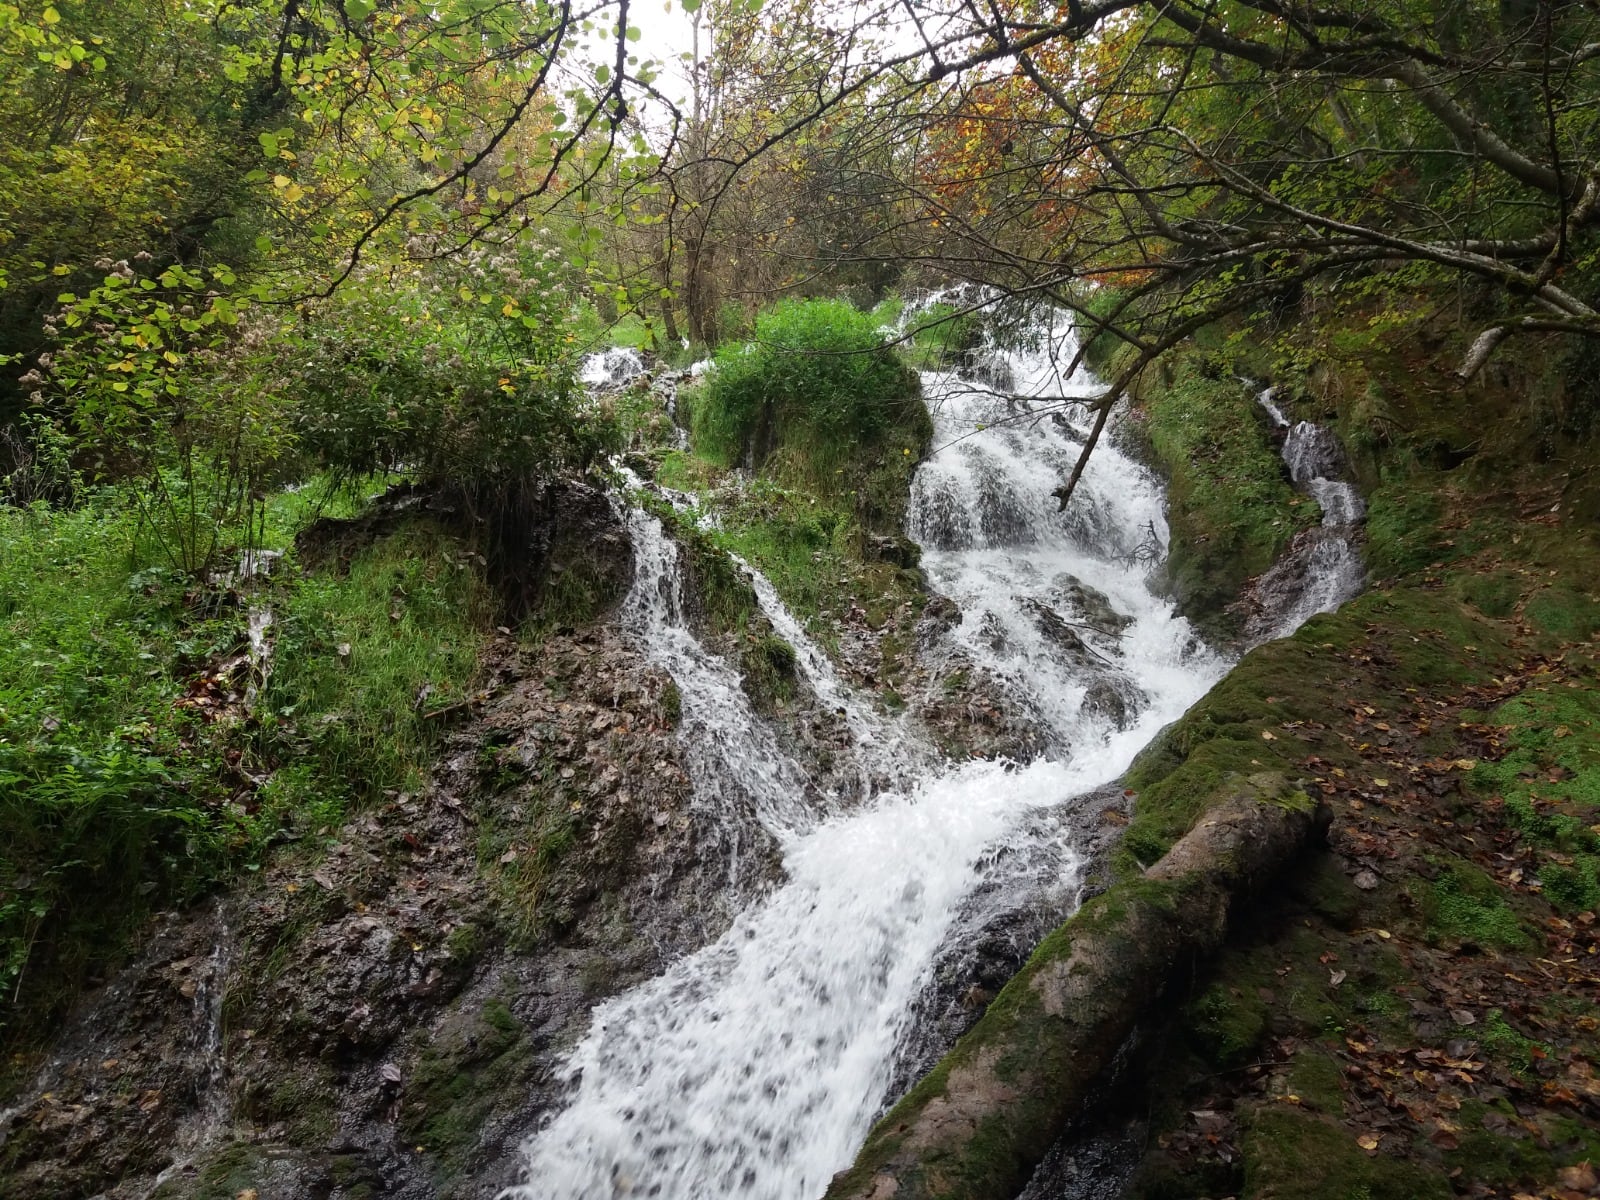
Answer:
[33,233,616,578]
[691,298,926,491]
[284,244,619,489]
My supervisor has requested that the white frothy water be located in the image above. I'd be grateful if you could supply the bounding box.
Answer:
[581,347,647,389]
[505,310,1224,1200]
[911,319,1216,747]
[620,509,818,869]
[1250,389,1366,641]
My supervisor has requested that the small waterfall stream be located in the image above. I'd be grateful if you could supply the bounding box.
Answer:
[505,312,1227,1199]
[1247,389,1366,643]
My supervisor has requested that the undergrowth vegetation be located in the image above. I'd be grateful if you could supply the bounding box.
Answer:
[0,502,232,1017]
[0,493,493,1039]
[689,298,928,499]
[1137,354,1309,634]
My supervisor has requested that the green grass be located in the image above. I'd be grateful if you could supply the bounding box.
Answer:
[1140,353,1308,637]
[645,459,924,656]
[898,300,983,371]
[255,520,491,831]
[0,490,491,1043]
[0,499,236,1032]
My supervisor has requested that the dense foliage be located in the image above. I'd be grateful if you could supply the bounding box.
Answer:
[692,298,926,487]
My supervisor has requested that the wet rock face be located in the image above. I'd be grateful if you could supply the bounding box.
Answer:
[1081,679,1144,730]
[0,626,728,1200]
[475,478,635,622]
[1053,577,1134,636]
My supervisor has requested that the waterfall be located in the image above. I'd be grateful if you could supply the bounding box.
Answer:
[581,347,647,389]
[503,309,1226,1200]
[618,508,819,881]
[1247,388,1366,643]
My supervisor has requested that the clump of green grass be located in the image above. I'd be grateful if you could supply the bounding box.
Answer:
[691,298,929,500]
[899,300,983,371]
[258,520,491,827]
[741,634,799,709]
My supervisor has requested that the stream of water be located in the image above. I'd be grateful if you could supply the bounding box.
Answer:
[511,317,1228,1199]
[1248,388,1366,643]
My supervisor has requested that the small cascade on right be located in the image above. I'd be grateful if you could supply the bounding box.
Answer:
[1246,388,1367,643]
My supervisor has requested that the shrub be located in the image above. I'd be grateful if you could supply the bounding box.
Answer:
[282,244,619,489]
[691,298,926,490]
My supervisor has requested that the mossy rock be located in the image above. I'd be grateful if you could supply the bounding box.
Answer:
[1524,584,1600,643]
[1186,978,1270,1067]
[1447,569,1523,619]
[1138,356,1305,640]
[740,633,798,709]
[1125,1156,1243,1200]
[1287,853,1364,930]
[235,1065,339,1144]
[1440,1099,1589,1188]
[1287,1049,1346,1115]
[149,1143,379,1200]
[398,997,534,1182]
[1417,858,1531,950]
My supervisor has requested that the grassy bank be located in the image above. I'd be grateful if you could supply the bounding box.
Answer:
[1084,315,1600,1196]
[0,487,491,1045]
[643,297,934,692]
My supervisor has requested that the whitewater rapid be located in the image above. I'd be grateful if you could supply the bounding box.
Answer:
[509,314,1226,1199]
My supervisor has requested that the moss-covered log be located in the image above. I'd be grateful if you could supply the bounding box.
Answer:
[824,774,1329,1200]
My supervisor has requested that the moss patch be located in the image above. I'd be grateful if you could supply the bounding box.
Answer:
[1241,1105,1450,1199]
[398,997,534,1183]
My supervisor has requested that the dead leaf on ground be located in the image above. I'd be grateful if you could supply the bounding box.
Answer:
[1557,1162,1598,1191]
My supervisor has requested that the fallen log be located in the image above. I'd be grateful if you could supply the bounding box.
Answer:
[825,772,1329,1200]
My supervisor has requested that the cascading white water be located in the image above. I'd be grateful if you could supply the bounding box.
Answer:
[1249,389,1366,642]
[504,311,1224,1200]
[910,310,1214,747]
[581,347,647,389]
[618,507,818,874]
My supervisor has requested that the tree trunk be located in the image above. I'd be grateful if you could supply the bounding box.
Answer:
[684,231,718,347]
[824,774,1329,1200]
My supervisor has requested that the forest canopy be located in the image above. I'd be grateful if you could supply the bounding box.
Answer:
[2,0,1599,511]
